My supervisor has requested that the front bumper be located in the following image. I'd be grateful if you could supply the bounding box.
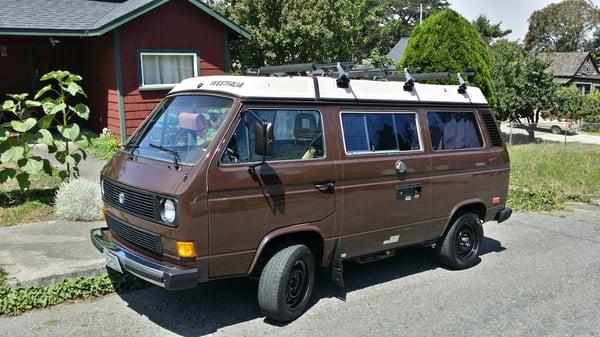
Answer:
[91,227,198,290]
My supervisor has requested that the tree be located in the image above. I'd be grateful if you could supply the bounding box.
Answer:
[215,0,449,69]
[221,0,362,70]
[553,86,585,119]
[358,0,449,55]
[524,0,600,52]
[472,14,512,44]
[491,40,557,140]
[400,9,496,104]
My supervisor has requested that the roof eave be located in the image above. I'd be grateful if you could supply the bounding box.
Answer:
[0,0,250,39]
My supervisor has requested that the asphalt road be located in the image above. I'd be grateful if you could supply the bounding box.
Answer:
[2,206,600,337]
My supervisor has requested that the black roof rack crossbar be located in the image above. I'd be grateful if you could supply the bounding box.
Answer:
[257,62,354,76]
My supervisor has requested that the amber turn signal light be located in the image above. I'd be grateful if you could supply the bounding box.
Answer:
[176,241,196,258]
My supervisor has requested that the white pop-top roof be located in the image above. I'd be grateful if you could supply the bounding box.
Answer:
[169,75,489,105]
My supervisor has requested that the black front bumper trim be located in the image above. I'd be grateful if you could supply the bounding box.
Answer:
[91,227,198,290]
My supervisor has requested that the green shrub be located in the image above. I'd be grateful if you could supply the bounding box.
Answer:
[0,272,145,316]
[54,178,102,221]
[79,128,120,160]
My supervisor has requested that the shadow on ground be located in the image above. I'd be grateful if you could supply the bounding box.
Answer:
[116,237,505,336]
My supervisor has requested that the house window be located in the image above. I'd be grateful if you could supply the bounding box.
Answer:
[139,51,198,88]
[576,83,592,95]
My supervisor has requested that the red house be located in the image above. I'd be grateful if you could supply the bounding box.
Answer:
[0,0,249,141]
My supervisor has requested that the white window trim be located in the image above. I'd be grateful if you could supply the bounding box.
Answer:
[139,52,198,89]
[340,111,424,156]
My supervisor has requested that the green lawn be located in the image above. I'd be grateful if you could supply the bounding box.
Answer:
[0,165,62,226]
[508,143,600,211]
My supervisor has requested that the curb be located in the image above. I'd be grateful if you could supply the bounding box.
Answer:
[5,262,107,288]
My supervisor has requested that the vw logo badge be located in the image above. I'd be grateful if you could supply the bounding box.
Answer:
[118,192,125,204]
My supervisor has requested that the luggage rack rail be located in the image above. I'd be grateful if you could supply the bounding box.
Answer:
[249,62,474,93]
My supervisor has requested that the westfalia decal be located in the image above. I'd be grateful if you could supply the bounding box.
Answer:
[209,80,245,88]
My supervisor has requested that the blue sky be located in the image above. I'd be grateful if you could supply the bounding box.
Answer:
[449,0,600,41]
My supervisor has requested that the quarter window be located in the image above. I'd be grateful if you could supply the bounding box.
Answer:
[427,111,483,151]
[341,112,420,154]
[139,51,198,88]
[221,109,324,164]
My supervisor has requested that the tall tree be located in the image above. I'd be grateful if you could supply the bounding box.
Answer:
[400,9,496,104]
[524,0,600,52]
[491,40,557,140]
[220,0,362,70]
[360,0,449,55]
[472,15,512,44]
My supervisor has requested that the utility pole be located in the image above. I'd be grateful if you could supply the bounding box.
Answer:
[419,3,423,24]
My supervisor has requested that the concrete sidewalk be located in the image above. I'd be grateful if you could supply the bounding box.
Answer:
[0,220,105,287]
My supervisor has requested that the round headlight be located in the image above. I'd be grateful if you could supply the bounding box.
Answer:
[160,199,176,224]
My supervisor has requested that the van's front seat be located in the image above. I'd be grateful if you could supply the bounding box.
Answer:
[277,113,320,160]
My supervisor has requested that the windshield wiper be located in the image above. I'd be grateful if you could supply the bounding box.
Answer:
[149,143,180,169]
[123,143,139,160]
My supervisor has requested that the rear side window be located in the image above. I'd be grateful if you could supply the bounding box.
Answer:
[427,111,483,151]
[341,112,420,155]
[221,109,324,164]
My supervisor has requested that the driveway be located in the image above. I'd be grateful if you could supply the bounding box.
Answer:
[500,123,600,145]
[2,206,600,337]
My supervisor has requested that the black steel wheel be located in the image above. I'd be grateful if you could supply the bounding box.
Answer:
[438,212,483,269]
[258,245,315,322]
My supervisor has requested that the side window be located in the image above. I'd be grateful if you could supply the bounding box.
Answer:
[221,109,324,164]
[427,111,483,151]
[341,112,420,155]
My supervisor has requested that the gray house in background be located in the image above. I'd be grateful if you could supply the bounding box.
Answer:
[540,52,600,94]
[387,37,410,63]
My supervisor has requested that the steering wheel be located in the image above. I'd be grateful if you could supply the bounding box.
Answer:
[225,147,239,162]
[305,132,323,153]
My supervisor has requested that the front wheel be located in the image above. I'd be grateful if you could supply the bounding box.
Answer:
[438,213,483,269]
[258,245,315,322]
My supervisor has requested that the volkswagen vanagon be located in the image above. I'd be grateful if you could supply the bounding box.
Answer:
[91,64,512,322]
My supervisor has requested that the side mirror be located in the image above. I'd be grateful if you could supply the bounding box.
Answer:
[252,121,274,158]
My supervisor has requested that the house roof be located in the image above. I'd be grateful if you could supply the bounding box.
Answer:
[170,75,488,105]
[387,37,410,63]
[539,52,598,77]
[0,0,250,38]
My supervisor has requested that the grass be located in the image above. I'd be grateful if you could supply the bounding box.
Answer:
[0,164,62,226]
[508,143,600,211]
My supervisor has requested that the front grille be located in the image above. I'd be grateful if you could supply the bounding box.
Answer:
[480,111,504,147]
[107,213,163,254]
[103,179,157,221]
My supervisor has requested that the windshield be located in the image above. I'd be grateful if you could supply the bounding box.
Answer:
[127,95,234,165]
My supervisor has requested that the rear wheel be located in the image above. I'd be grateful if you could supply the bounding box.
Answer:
[438,213,483,269]
[258,245,315,322]
[551,125,562,134]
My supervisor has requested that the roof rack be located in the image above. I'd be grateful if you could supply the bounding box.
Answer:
[253,62,475,94]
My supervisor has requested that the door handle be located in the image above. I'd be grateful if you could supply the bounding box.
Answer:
[314,182,335,193]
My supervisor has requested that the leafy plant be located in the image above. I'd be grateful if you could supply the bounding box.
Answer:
[79,128,121,160]
[0,272,146,316]
[36,70,91,181]
[0,94,53,191]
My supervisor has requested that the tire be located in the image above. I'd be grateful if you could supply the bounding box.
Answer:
[438,213,484,270]
[551,126,562,134]
[258,245,315,323]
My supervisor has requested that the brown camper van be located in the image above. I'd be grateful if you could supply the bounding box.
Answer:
[91,64,512,322]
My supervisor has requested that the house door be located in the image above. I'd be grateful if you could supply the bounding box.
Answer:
[31,44,78,88]
[207,106,336,277]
